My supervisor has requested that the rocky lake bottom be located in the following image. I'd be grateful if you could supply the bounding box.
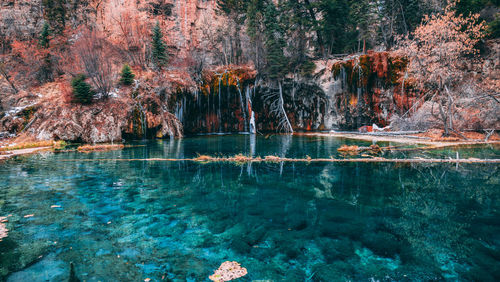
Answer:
[0,135,499,281]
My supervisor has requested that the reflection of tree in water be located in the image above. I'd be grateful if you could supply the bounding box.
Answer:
[391,164,499,269]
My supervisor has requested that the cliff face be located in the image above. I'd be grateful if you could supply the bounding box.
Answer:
[0,0,224,63]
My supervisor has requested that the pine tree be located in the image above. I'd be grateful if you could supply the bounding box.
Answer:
[71,74,94,104]
[42,0,66,34]
[263,2,287,81]
[37,22,53,82]
[151,22,168,69]
[39,22,51,49]
[120,64,135,85]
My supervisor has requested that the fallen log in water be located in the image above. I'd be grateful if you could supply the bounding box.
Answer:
[59,156,500,164]
[77,144,125,152]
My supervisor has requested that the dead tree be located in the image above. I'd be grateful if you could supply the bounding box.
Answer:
[263,81,293,134]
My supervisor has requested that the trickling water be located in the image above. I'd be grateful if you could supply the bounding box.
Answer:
[137,102,147,139]
[246,86,256,134]
[218,75,222,133]
[236,78,248,132]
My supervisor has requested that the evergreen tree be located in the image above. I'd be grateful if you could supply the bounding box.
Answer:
[39,22,51,49]
[37,53,53,82]
[42,0,66,34]
[151,22,168,69]
[37,22,53,82]
[120,64,135,86]
[217,0,248,18]
[71,74,94,104]
[263,2,287,81]
[350,0,377,53]
[319,0,356,54]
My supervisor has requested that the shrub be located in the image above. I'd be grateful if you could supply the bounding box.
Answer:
[71,74,94,104]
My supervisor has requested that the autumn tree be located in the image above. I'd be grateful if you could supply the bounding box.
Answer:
[396,1,487,135]
[74,29,114,97]
[0,59,18,94]
[151,22,168,69]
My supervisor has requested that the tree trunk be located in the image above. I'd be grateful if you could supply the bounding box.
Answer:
[278,81,293,134]
[303,0,325,56]
[0,64,18,94]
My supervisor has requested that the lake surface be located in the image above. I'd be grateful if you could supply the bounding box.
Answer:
[0,135,499,281]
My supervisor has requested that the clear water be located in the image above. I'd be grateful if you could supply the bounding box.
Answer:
[0,135,499,281]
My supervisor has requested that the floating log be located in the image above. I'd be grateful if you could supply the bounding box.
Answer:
[59,156,500,164]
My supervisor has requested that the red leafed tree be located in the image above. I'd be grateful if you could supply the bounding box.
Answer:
[9,40,53,83]
[396,1,487,136]
[73,28,115,98]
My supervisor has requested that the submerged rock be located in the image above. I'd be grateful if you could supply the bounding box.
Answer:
[312,262,354,282]
[360,231,401,258]
[7,254,66,282]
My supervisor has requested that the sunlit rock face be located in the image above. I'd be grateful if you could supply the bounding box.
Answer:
[0,0,224,63]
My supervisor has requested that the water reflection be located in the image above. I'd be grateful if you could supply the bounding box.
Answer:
[0,137,498,281]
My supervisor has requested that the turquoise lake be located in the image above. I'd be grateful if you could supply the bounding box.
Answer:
[0,135,499,281]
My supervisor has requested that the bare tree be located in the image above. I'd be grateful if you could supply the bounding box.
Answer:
[113,11,149,68]
[74,28,114,97]
[263,82,293,134]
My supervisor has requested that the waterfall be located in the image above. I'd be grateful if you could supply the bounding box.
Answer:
[236,78,248,132]
[218,75,222,133]
[175,98,184,124]
[246,86,256,134]
[356,61,363,128]
[137,102,147,139]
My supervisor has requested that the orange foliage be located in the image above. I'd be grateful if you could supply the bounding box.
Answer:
[396,1,486,90]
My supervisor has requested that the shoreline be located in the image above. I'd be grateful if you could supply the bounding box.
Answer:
[299,132,500,148]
